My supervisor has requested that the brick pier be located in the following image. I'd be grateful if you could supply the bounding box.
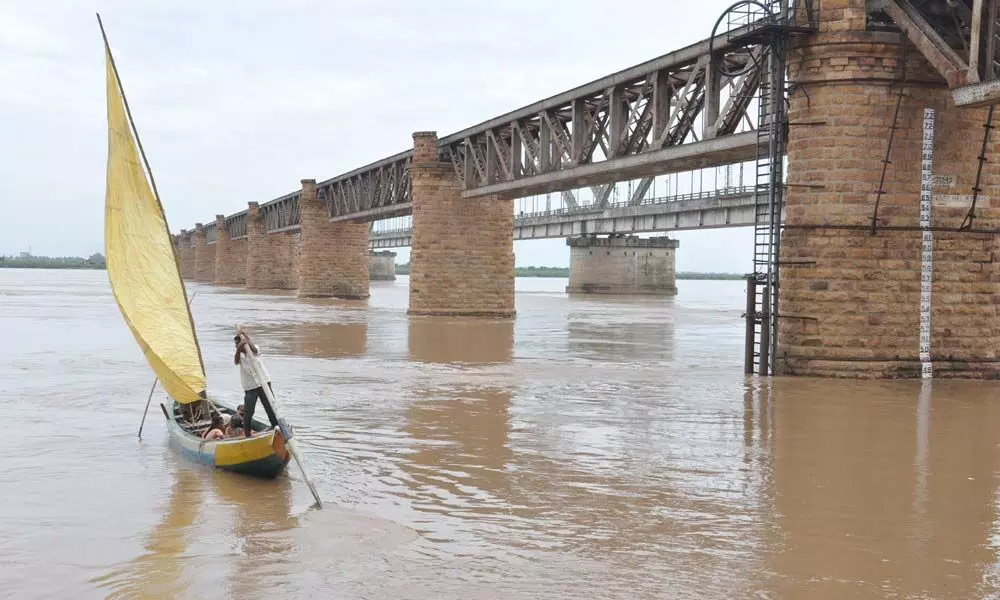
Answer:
[245,202,299,290]
[777,2,1000,378]
[408,131,515,317]
[298,179,370,299]
[193,223,216,283]
[213,214,246,286]
[176,229,195,280]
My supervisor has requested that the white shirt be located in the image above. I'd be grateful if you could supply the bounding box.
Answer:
[239,345,271,391]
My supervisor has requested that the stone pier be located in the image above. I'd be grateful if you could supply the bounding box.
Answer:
[245,202,299,290]
[408,131,515,317]
[369,251,397,281]
[777,3,1000,378]
[193,223,216,283]
[298,179,370,299]
[176,229,195,280]
[213,214,246,286]
[566,235,679,295]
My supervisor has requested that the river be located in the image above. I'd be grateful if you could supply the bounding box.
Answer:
[2,269,1000,599]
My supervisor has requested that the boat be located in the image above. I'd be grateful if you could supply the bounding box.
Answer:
[99,15,291,479]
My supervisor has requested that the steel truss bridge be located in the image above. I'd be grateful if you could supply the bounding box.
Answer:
[194,0,1000,377]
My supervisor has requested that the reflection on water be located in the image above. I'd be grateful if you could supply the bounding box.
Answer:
[5,271,1000,599]
[404,317,515,544]
[94,464,203,599]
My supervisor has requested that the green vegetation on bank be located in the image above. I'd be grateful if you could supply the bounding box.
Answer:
[394,262,742,280]
[0,253,106,269]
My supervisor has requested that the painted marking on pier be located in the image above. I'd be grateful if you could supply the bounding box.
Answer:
[919,108,934,379]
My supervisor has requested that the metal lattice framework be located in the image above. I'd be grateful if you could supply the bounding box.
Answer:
[319,152,412,221]
[870,0,1000,107]
[204,222,216,244]
[187,23,780,233]
[260,192,301,233]
[439,46,762,205]
[227,212,248,240]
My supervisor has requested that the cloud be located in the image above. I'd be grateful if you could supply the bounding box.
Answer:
[0,0,753,273]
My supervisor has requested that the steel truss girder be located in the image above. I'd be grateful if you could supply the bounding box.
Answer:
[443,46,760,206]
[192,22,772,230]
[319,153,412,221]
[227,212,248,240]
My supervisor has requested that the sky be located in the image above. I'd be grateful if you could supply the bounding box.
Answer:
[0,0,754,272]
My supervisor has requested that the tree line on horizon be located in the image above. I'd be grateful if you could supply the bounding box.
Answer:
[0,253,106,269]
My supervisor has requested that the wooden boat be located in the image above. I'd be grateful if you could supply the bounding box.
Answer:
[99,15,291,479]
[162,402,291,478]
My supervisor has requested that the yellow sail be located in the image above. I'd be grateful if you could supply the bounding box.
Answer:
[103,45,206,403]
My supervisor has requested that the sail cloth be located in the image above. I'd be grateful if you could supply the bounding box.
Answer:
[103,46,206,403]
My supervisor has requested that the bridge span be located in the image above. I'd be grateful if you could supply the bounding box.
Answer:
[368,187,762,249]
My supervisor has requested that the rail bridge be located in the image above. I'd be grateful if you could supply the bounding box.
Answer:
[175,0,1000,379]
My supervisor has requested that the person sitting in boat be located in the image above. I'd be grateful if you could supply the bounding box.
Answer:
[234,332,279,438]
[226,415,245,438]
[202,415,225,441]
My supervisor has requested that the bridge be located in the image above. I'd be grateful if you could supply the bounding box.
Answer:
[369,186,761,248]
[175,0,1000,380]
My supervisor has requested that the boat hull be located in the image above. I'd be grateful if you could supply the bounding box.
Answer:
[165,400,291,479]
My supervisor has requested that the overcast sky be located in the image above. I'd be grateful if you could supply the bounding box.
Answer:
[0,0,754,271]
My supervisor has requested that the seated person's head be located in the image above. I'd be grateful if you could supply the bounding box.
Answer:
[210,415,224,431]
[237,404,245,416]
[229,415,244,433]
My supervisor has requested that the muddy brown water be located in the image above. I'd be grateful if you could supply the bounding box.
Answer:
[2,269,1000,599]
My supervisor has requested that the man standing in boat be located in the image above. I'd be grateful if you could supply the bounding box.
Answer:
[234,331,279,437]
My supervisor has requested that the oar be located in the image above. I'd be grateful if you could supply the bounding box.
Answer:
[138,292,197,439]
[242,348,323,509]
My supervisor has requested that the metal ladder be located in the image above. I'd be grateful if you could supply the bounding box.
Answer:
[749,35,788,375]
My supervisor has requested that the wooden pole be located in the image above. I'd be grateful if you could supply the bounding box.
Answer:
[243,348,323,508]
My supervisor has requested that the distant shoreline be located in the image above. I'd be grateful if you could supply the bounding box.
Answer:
[4,260,744,280]
[1,260,105,270]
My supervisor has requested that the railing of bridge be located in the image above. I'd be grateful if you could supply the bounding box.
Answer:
[204,222,216,244]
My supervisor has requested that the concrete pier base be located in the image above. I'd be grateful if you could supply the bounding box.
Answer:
[369,251,397,281]
[565,235,679,295]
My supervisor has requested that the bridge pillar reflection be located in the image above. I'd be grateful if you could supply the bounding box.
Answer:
[213,214,246,286]
[778,4,1000,378]
[176,229,195,280]
[245,202,298,290]
[192,222,215,283]
[298,179,370,299]
[565,234,679,295]
[408,131,515,316]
